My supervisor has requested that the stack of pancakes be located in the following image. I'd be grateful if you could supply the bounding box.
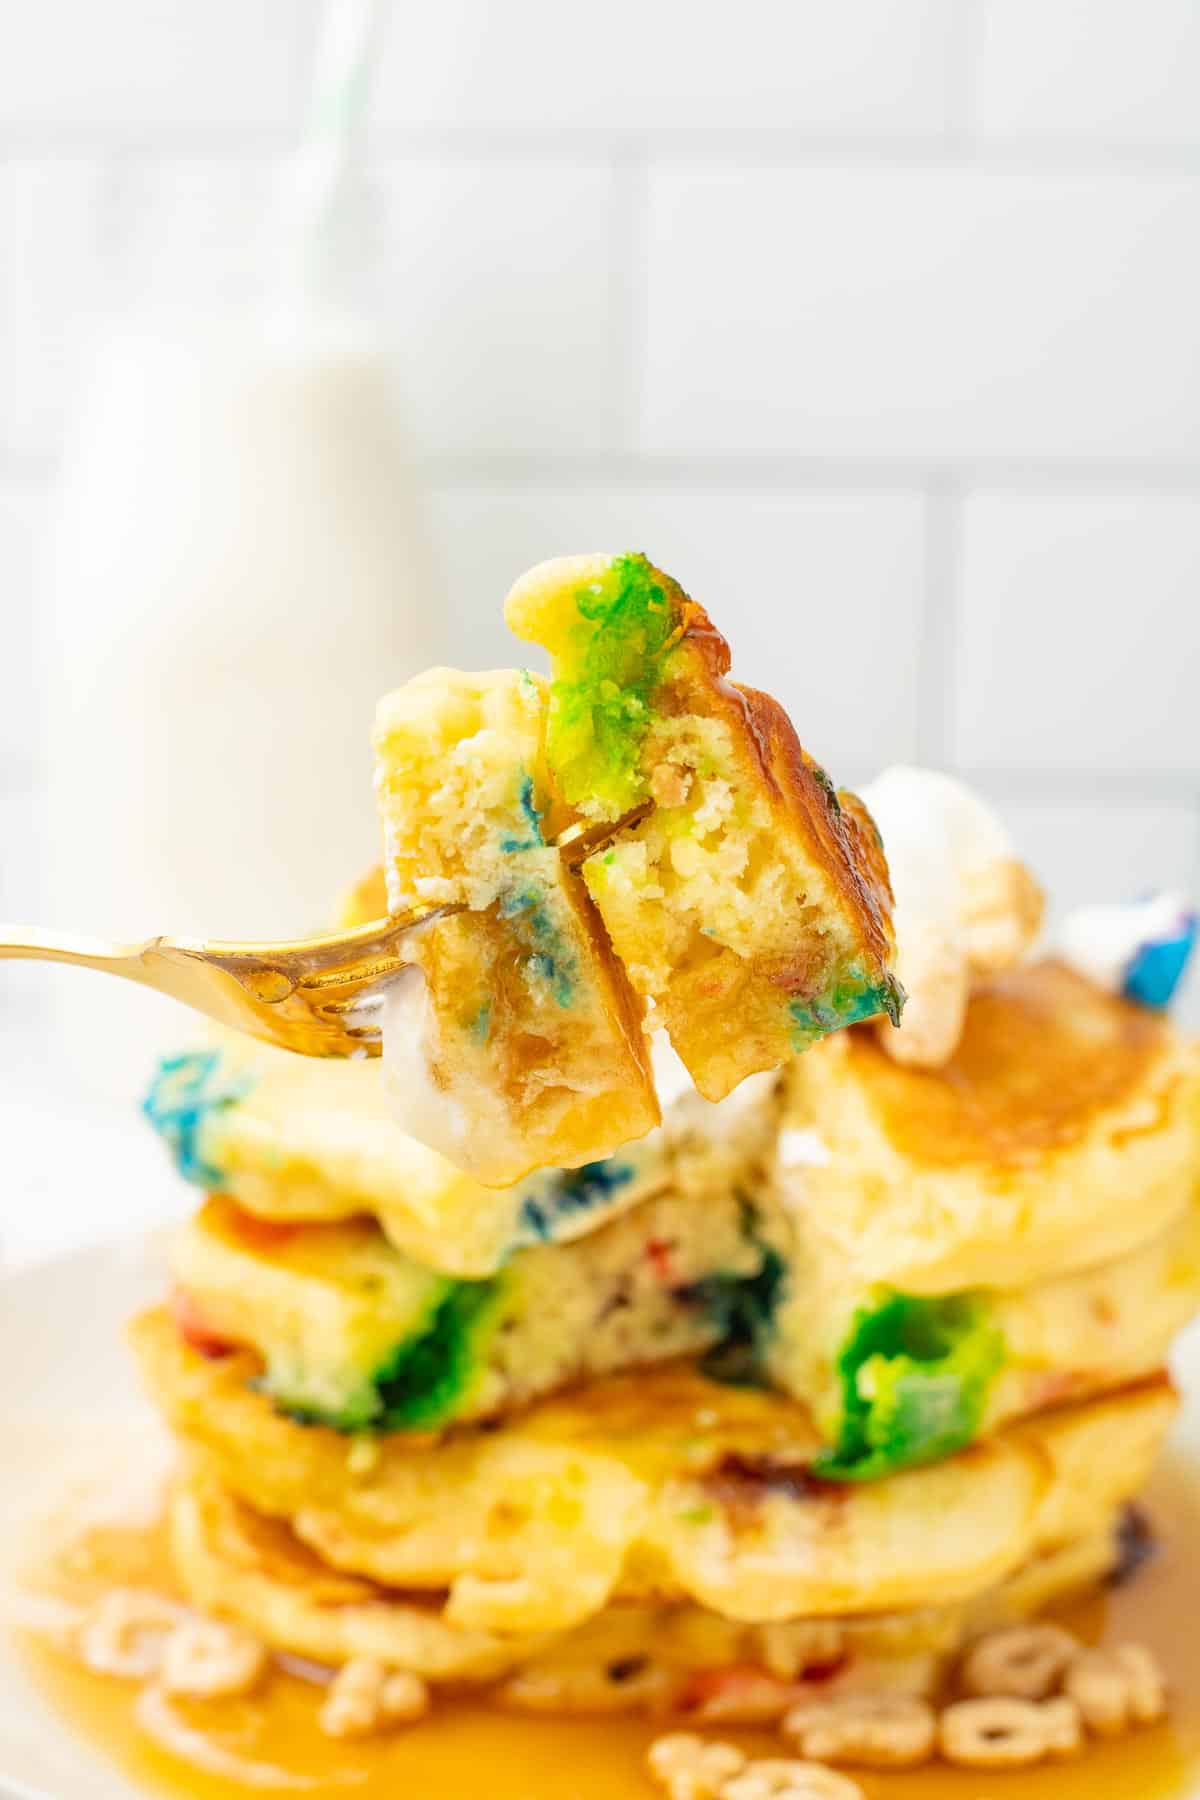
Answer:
[134,947,1200,1718]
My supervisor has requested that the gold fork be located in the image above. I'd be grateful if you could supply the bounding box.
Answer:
[0,809,646,1059]
[0,907,450,1058]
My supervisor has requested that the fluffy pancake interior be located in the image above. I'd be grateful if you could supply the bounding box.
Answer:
[582,750,900,1099]
[767,1197,1200,1479]
[373,667,551,914]
[169,1186,780,1436]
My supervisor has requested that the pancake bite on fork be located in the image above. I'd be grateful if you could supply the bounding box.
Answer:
[505,553,903,1102]
[372,667,659,1186]
[370,555,902,1180]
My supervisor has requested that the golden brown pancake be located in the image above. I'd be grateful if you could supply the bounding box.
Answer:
[848,960,1174,1168]
[785,959,1200,1293]
[168,1468,1122,1712]
[131,1306,1174,1637]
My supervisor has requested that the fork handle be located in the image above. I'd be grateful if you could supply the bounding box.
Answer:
[0,927,263,1032]
[0,926,162,979]
[0,917,424,1058]
[0,925,326,1048]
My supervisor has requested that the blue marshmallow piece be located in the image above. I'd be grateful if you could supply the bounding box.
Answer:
[142,1049,253,1186]
[1122,912,1198,1011]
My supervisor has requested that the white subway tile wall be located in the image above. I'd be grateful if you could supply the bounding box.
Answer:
[374,159,625,456]
[427,485,929,778]
[0,1,310,131]
[976,0,1200,150]
[955,494,1200,775]
[0,0,1196,1039]
[370,0,960,135]
[644,164,1200,461]
[0,160,108,458]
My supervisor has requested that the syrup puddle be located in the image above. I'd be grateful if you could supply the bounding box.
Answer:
[7,1447,1200,1800]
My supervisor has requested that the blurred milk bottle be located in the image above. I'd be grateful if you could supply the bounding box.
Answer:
[44,0,441,1099]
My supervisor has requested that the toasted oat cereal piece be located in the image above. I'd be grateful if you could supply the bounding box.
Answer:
[77,1589,187,1681]
[782,1693,935,1767]
[373,667,657,1185]
[723,1761,865,1800]
[319,1658,429,1738]
[1064,1642,1167,1736]
[505,553,901,1102]
[960,1623,1078,1701]
[647,1732,746,1799]
[160,1617,267,1699]
[940,1695,1082,1768]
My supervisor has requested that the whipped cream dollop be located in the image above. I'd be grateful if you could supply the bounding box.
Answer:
[859,766,1044,1068]
[1057,891,1197,1011]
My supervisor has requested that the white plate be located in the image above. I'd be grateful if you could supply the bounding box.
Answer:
[2,1239,1200,1800]
[0,1238,168,1800]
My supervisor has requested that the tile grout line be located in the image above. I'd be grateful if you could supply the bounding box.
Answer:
[956,768,1200,805]
[941,0,987,149]
[9,447,1200,496]
[414,451,1200,494]
[3,125,1200,178]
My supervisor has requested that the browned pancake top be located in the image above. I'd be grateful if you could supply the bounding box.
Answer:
[842,959,1174,1169]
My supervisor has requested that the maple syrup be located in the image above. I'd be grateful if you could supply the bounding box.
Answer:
[12,1455,1200,1800]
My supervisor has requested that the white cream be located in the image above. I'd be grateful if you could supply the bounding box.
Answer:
[859,766,1041,1067]
[380,963,476,1168]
